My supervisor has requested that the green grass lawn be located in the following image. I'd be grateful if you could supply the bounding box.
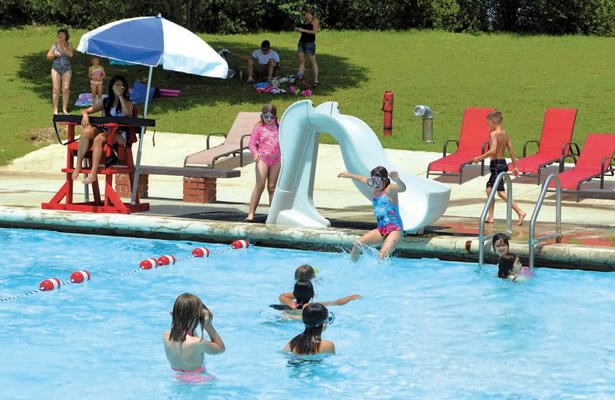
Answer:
[1,27,615,166]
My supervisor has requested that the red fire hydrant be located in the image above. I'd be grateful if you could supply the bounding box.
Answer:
[382,91,394,137]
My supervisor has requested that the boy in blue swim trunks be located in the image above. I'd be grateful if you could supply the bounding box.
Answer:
[473,111,526,226]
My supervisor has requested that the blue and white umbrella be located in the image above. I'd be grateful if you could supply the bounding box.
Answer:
[77,15,228,204]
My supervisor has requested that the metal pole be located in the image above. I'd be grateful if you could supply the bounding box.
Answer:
[479,172,512,266]
[130,66,153,205]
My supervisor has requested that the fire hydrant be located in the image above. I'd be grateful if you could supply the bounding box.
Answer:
[382,91,394,137]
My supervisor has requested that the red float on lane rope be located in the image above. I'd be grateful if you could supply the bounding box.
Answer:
[39,278,62,291]
[139,258,158,270]
[70,271,91,284]
[230,239,249,249]
[192,247,210,258]
[157,255,177,266]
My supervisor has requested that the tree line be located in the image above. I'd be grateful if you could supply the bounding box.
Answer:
[2,0,614,36]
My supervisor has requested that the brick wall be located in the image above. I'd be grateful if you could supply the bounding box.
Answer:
[183,177,217,203]
[115,173,149,199]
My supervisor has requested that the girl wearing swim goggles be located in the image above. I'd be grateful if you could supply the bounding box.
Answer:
[283,303,336,355]
[338,166,407,262]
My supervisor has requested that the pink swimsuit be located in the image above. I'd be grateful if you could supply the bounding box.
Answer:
[249,123,281,167]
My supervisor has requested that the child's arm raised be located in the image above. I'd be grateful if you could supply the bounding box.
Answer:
[338,171,368,184]
[389,171,406,193]
[199,322,225,355]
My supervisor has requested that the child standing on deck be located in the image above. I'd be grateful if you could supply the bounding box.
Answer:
[88,57,106,107]
[473,111,526,226]
[246,103,281,222]
[338,166,406,262]
[163,293,225,374]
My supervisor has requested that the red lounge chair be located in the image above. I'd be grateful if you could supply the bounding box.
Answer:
[511,108,579,183]
[426,107,495,184]
[550,133,615,201]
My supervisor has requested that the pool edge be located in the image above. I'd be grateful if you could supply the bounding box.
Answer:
[0,207,613,272]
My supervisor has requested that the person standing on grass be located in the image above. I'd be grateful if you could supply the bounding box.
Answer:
[47,28,73,115]
[294,5,319,86]
[245,104,281,222]
[473,111,526,226]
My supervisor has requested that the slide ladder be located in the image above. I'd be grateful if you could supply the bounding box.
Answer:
[266,100,450,234]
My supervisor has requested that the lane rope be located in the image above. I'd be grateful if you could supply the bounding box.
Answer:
[0,239,250,302]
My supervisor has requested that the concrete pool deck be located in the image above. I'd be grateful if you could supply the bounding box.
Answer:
[0,132,614,271]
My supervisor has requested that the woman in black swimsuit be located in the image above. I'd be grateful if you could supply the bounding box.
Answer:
[294,5,320,85]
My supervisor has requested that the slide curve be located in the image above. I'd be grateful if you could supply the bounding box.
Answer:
[266,100,450,234]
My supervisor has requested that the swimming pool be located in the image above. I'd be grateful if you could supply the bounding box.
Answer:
[0,228,613,399]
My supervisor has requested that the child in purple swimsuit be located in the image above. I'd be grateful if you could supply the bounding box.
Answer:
[163,293,225,375]
[338,166,407,262]
[246,103,281,222]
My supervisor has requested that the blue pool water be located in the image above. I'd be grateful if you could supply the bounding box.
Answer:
[0,228,614,400]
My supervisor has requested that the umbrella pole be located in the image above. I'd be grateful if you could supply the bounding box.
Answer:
[130,66,154,205]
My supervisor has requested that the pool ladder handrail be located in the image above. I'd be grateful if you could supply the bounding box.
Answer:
[479,171,512,266]
[528,174,562,269]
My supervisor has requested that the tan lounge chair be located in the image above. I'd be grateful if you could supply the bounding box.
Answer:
[184,112,261,167]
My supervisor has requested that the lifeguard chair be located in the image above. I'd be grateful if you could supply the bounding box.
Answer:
[42,113,155,213]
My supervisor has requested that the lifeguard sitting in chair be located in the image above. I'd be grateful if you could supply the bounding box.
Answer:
[43,74,155,214]
[73,75,134,184]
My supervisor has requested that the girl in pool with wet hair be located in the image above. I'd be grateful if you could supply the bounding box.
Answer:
[278,264,317,306]
[338,166,407,261]
[283,303,335,355]
[163,293,225,374]
[498,253,533,281]
[492,232,510,257]
[274,279,361,319]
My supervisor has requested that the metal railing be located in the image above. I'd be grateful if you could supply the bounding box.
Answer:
[478,171,512,266]
[528,174,562,269]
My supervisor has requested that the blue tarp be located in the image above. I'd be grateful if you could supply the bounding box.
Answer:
[131,81,156,104]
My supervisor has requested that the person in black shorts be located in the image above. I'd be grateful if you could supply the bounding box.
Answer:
[473,111,527,226]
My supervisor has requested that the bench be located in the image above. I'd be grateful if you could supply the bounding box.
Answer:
[115,165,240,203]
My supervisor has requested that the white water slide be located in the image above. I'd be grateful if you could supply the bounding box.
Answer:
[266,100,450,234]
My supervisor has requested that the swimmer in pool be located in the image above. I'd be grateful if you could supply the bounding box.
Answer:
[283,303,335,355]
[497,253,533,281]
[163,293,225,373]
[274,279,361,319]
[278,264,317,305]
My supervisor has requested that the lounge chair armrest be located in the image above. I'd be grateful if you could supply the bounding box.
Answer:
[599,155,615,188]
[442,139,459,157]
[559,152,578,173]
[563,142,580,157]
[206,132,228,150]
[523,140,540,157]
[239,134,252,167]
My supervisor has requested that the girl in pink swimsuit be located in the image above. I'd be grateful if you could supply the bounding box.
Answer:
[246,103,281,222]
[163,293,225,378]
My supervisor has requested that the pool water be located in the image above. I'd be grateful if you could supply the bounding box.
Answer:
[0,228,614,400]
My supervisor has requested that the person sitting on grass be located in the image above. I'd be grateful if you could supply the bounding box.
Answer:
[246,40,280,83]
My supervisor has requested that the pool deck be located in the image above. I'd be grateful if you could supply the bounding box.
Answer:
[1,132,614,271]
